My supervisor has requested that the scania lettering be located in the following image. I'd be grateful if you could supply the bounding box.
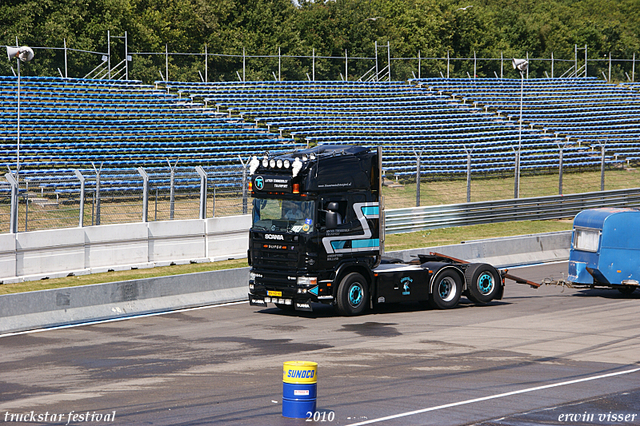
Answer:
[248,145,506,315]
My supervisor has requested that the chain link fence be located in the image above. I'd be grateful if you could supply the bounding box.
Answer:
[1,163,249,234]
[3,37,638,83]
[2,158,637,234]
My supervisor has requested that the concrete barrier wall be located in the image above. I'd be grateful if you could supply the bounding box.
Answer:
[85,223,149,270]
[0,267,250,334]
[0,231,572,335]
[206,215,251,261]
[0,215,250,284]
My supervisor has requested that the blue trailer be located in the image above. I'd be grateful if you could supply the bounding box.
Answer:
[568,207,640,295]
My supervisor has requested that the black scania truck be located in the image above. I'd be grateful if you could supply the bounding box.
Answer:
[248,145,504,315]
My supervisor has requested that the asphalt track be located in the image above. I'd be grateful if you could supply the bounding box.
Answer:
[1,261,639,426]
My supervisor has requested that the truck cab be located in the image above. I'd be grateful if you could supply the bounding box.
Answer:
[248,145,383,315]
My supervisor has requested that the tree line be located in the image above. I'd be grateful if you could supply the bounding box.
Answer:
[1,0,638,83]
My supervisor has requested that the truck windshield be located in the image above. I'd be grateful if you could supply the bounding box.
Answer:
[252,198,315,233]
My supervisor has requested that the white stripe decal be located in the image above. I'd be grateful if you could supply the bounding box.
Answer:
[346,367,640,426]
[322,202,379,254]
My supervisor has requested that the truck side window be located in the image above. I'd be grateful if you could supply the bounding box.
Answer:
[347,194,366,224]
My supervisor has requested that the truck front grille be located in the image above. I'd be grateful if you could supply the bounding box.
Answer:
[251,233,299,270]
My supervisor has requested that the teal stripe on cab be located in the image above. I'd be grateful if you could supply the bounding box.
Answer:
[361,206,379,216]
[352,239,380,248]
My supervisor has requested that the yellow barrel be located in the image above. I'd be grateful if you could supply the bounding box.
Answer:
[282,361,318,418]
[283,361,317,384]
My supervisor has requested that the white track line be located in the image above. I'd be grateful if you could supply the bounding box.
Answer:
[346,367,640,426]
[0,300,248,338]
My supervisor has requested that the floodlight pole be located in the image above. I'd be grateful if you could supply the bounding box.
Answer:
[516,68,524,199]
[16,57,20,180]
[7,44,35,184]
[512,58,528,199]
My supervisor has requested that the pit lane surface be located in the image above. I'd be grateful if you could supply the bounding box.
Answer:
[1,261,639,426]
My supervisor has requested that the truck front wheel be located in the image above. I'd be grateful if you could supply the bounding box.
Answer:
[465,264,501,305]
[430,269,462,309]
[336,272,369,316]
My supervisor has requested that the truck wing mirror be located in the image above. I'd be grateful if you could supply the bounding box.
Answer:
[326,211,338,229]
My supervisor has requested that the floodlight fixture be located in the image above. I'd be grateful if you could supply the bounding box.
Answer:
[512,58,528,72]
[7,46,34,62]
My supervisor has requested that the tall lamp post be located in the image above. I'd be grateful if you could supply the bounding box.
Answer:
[6,45,34,233]
[6,45,35,178]
[512,58,528,198]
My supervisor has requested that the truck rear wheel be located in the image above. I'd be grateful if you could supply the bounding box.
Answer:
[465,264,501,305]
[430,269,462,309]
[336,272,369,316]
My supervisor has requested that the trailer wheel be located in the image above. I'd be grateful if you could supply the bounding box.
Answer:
[465,264,501,305]
[430,269,462,309]
[618,286,637,296]
[336,272,369,316]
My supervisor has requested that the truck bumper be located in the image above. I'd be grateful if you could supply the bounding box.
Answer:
[248,293,314,312]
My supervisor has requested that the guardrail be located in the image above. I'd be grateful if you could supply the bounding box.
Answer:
[385,187,640,233]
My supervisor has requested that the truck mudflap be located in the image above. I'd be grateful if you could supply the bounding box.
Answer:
[248,293,268,307]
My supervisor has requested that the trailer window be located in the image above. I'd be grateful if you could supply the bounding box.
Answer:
[573,228,600,252]
[252,198,315,233]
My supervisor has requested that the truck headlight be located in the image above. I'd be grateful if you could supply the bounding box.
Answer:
[297,276,317,286]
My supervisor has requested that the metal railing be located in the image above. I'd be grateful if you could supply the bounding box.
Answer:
[385,187,640,233]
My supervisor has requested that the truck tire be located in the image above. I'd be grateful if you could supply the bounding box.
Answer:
[465,264,501,305]
[618,286,637,296]
[336,272,369,316]
[430,269,462,309]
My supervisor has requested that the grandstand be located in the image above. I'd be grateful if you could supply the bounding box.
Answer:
[160,78,629,179]
[0,76,304,194]
[0,76,635,196]
[411,77,640,167]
